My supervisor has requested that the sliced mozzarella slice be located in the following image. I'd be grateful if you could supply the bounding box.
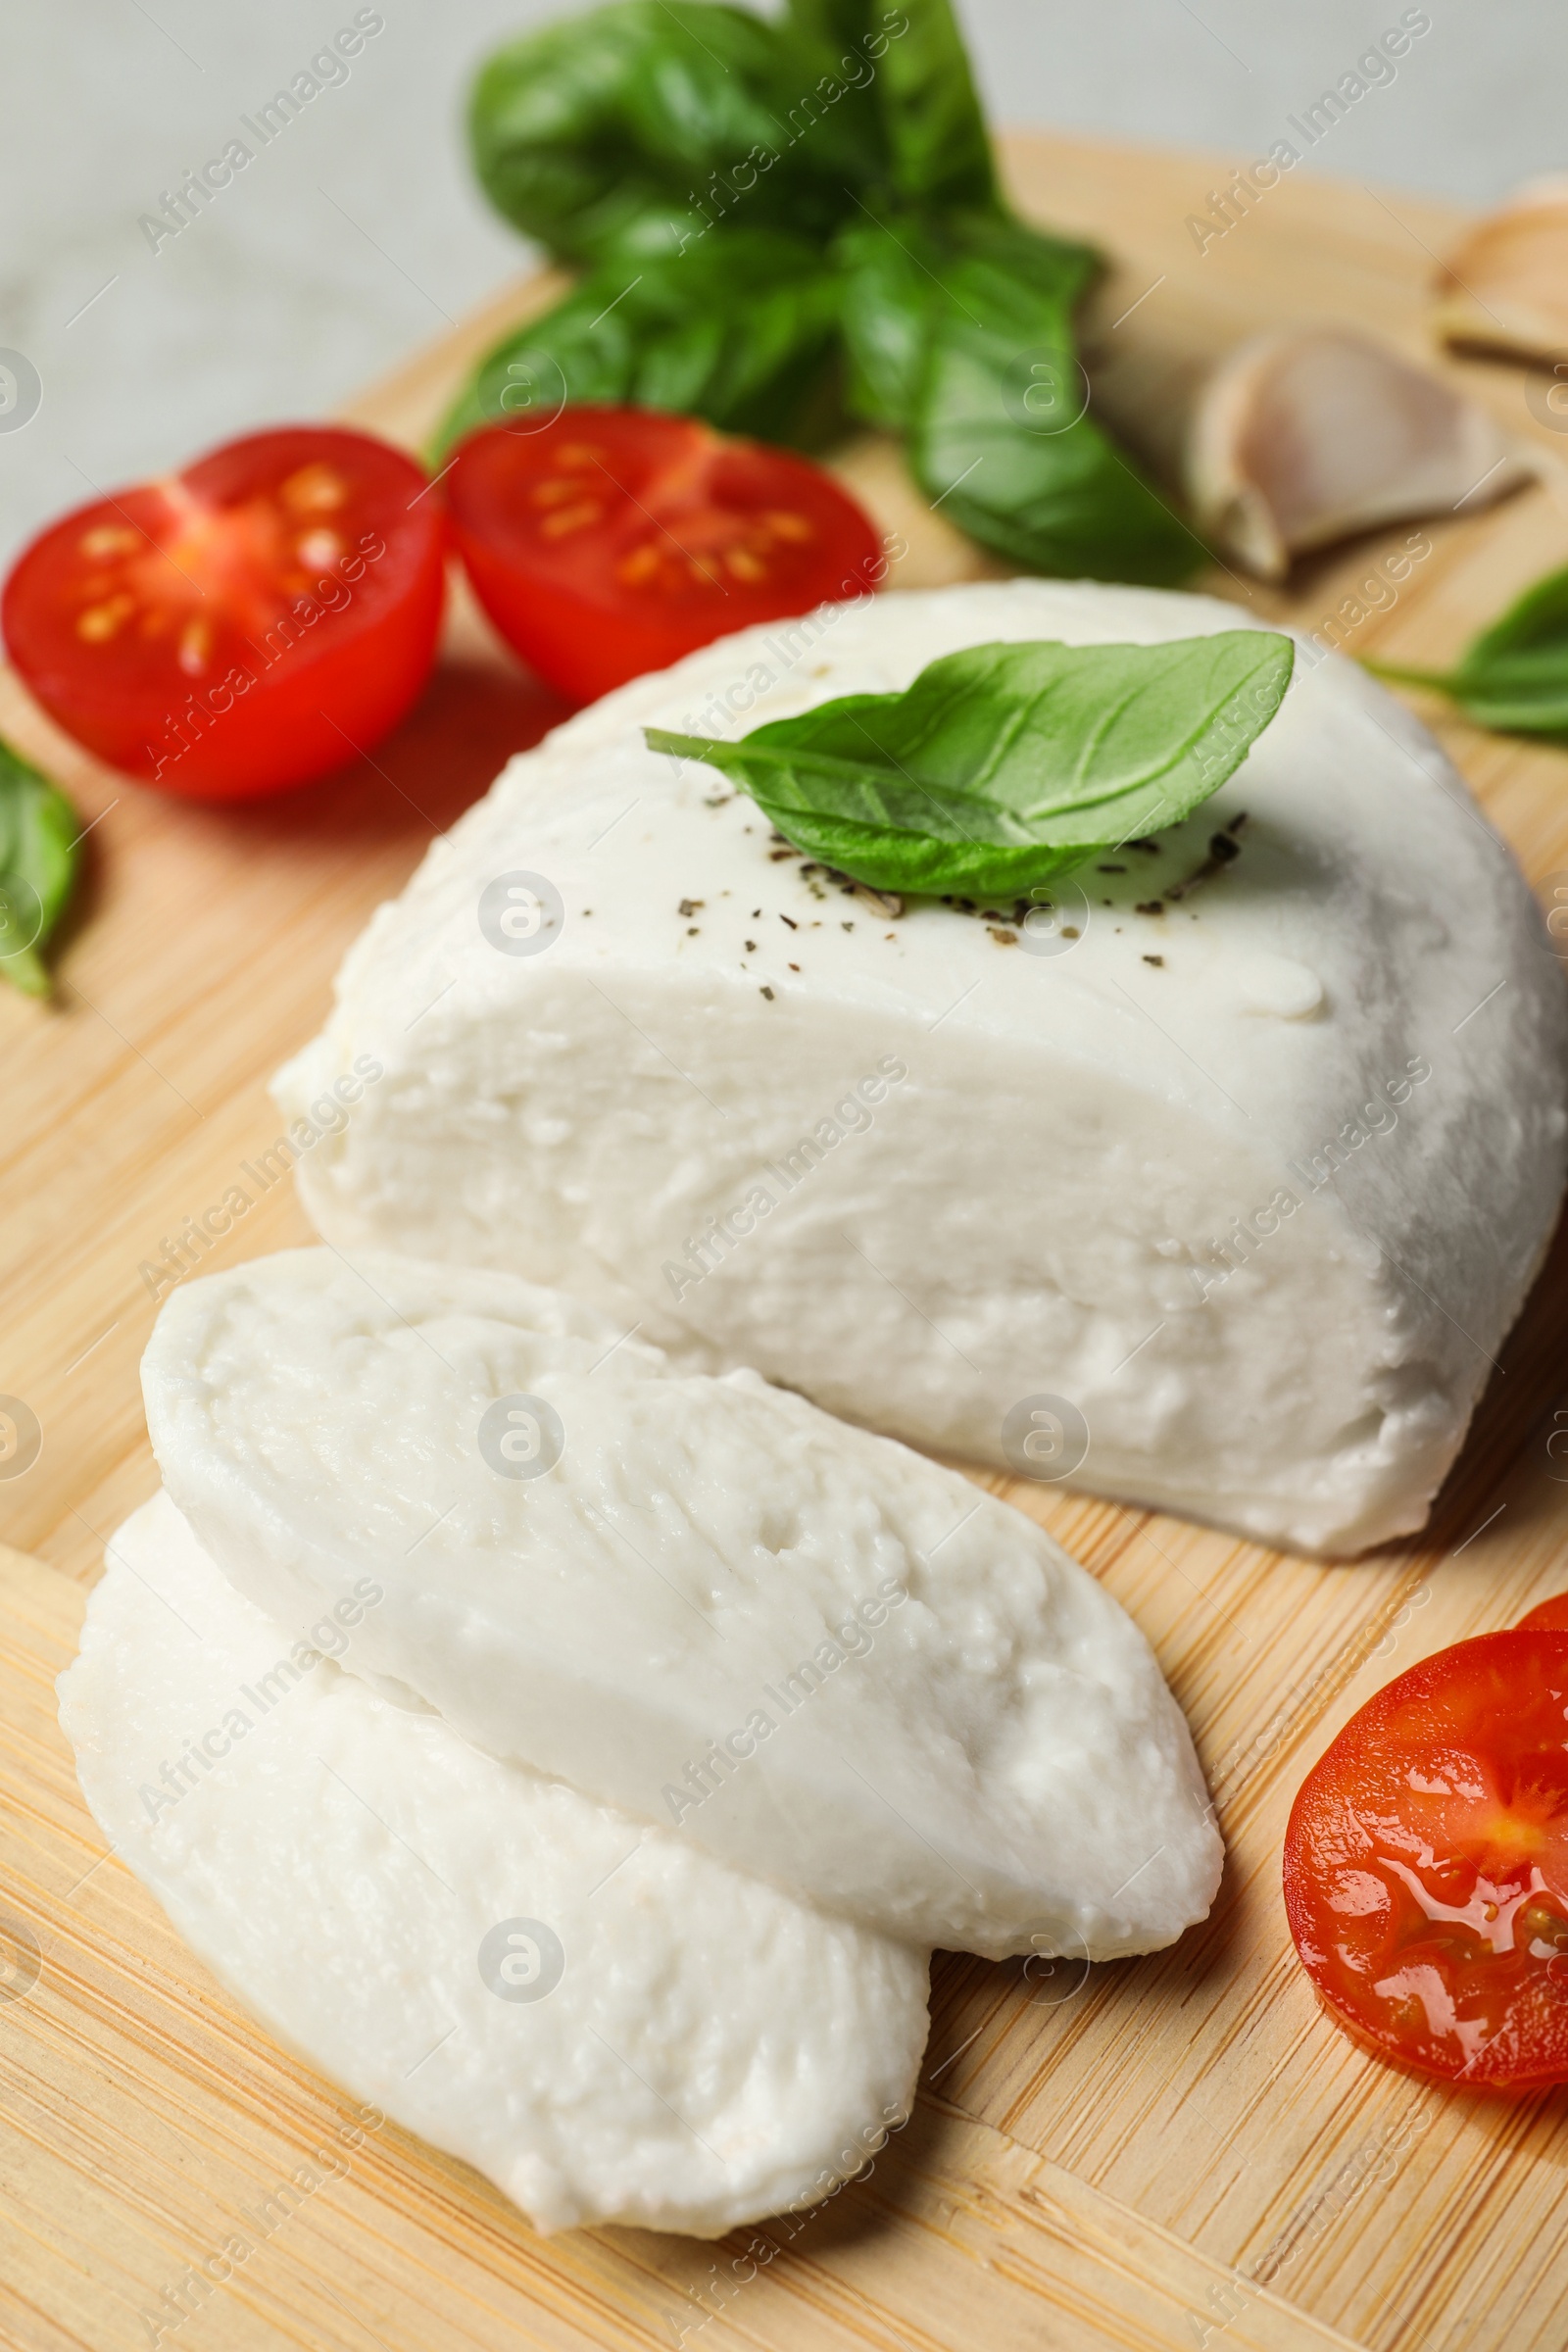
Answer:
[58,1491,931,2237]
[270,580,1568,1556]
[141,1250,1222,1961]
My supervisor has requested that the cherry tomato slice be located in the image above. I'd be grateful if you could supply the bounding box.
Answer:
[1284,1630,1568,2088]
[445,408,885,704]
[2,426,446,800]
[1518,1595,1568,1633]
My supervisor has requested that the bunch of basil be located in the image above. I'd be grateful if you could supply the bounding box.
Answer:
[436,0,1199,585]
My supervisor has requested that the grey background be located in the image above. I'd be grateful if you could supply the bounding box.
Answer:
[1,1,1557,565]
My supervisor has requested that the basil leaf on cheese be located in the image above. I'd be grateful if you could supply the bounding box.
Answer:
[0,736,79,998]
[1369,561,1568,735]
[647,630,1294,899]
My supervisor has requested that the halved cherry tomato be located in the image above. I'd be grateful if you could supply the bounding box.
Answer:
[2,426,445,800]
[1518,1595,1568,1634]
[1284,1630,1568,2088]
[444,408,885,704]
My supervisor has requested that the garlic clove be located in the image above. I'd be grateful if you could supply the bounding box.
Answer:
[1434,176,1568,363]
[1187,328,1526,579]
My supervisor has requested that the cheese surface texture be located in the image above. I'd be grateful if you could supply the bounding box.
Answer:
[58,1491,932,2237]
[272,580,1568,1553]
[140,1250,1223,1960]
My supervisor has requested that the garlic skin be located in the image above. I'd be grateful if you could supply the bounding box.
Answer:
[1186,329,1526,579]
[1434,177,1568,364]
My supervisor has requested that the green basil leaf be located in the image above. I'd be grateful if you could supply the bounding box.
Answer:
[784,0,871,47]
[875,0,996,211]
[1368,562,1568,735]
[432,231,845,460]
[787,0,997,211]
[469,1,861,267]
[835,209,1198,583]
[774,0,889,186]
[1443,559,1568,732]
[915,327,1200,586]
[0,737,80,998]
[647,630,1294,898]
[1461,561,1568,667]
[835,208,1098,428]
[830,211,930,429]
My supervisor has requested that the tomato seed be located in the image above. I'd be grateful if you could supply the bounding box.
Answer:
[279,463,347,514]
[177,619,212,675]
[76,593,136,642]
[78,524,139,560]
[539,502,602,538]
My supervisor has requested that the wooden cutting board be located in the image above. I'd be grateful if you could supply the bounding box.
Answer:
[4,129,1568,2352]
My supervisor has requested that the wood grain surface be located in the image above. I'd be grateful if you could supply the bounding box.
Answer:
[3,130,1568,2352]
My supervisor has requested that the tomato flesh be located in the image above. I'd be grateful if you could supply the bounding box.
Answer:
[1284,1630,1568,2087]
[445,408,885,704]
[2,426,445,799]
